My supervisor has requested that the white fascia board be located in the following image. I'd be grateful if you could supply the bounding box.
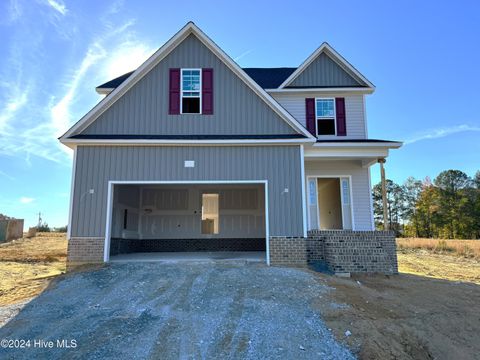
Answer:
[266,87,374,94]
[96,88,114,95]
[60,138,315,148]
[278,42,375,90]
[304,147,390,159]
[311,141,402,149]
[60,22,315,141]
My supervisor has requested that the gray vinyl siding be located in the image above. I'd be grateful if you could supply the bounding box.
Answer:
[289,53,362,88]
[305,160,373,230]
[71,145,304,238]
[272,93,366,139]
[81,34,297,136]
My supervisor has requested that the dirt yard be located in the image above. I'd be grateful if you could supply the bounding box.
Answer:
[0,233,67,306]
[318,273,479,359]
[317,240,480,359]
[0,234,479,359]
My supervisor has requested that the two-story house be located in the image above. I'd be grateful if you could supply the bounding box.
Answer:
[60,22,401,274]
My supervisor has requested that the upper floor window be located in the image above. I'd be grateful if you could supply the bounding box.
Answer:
[181,69,201,114]
[316,98,336,136]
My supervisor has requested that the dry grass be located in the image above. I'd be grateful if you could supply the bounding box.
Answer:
[0,233,67,306]
[396,238,480,284]
[398,251,480,284]
[397,237,480,259]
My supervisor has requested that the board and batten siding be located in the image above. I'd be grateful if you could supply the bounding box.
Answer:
[81,34,297,136]
[71,145,304,238]
[288,52,362,88]
[305,160,373,230]
[272,93,366,139]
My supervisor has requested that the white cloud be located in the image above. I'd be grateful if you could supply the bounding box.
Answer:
[50,42,107,136]
[104,41,155,80]
[0,4,153,165]
[50,19,153,138]
[234,49,253,62]
[45,0,67,15]
[6,0,22,23]
[405,124,480,145]
[20,196,35,204]
[0,84,29,134]
[0,170,15,180]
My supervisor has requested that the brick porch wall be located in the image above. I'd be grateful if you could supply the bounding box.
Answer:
[269,230,397,274]
[67,237,105,266]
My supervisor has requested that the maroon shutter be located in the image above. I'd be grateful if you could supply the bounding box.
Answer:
[202,68,213,115]
[335,97,346,136]
[169,68,180,115]
[305,98,316,136]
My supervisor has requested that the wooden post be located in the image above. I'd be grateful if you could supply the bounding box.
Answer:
[378,158,389,230]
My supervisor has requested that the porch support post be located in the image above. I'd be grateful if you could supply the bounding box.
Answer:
[378,158,389,231]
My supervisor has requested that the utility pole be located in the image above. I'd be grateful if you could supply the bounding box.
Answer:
[37,212,42,228]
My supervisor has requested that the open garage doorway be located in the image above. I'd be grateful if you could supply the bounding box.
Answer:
[104,181,268,263]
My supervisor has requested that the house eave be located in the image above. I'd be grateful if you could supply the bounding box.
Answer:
[266,87,374,94]
[312,141,402,149]
[304,141,402,167]
[60,138,315,148]
[96,87,114,95]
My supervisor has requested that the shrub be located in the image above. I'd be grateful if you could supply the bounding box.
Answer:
[37,223,50,232]
[54,226,67,233]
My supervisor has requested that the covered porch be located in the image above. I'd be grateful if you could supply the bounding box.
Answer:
[304,140,402,231]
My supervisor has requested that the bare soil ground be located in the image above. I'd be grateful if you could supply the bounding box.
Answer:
[0,233,66,306]
[0,234,479,359]
[317,273,480,360]
[316,243,480,359]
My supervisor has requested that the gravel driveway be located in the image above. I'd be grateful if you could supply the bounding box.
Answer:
[0,262,354,359]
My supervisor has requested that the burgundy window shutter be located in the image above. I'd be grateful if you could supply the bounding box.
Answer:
[169,68,180,115]
[305,98,316,136]
[202,68,213,115]
[335,97,346,136]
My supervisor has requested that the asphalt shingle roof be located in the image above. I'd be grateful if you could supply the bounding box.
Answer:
[96,68,297,91]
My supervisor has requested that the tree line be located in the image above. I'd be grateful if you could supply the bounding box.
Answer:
[373,170,480,239]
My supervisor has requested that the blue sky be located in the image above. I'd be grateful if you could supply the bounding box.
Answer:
[1,0,479,227]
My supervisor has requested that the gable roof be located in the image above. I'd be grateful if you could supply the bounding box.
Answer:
[96,71,133,92]
[96,67,297,93]
[278,42,375,89]
[60,22,315,142]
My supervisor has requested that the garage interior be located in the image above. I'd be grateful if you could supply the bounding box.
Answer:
[108,184,266,260]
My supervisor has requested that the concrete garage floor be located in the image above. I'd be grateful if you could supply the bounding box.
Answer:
[0,262,354,360]
[110,251,266,263]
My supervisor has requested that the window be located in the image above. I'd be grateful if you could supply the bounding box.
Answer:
[316,98,336,136]
[181,69,201,114]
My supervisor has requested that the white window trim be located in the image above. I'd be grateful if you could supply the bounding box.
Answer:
[180,68,202,114]
[315,97,336,137]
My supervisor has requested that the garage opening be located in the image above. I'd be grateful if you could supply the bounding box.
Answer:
[107,183,267,261]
